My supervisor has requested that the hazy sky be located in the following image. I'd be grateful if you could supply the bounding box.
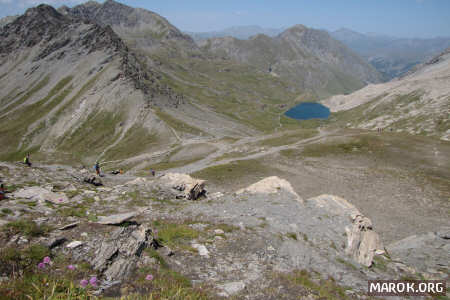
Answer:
[1,0,449,38]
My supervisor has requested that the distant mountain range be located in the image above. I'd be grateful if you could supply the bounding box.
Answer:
[186,25,284,41]
[330,28,450,80]
[186,26,450,81]
[200,25,382,99]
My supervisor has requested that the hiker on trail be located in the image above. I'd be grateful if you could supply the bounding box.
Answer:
[24,153,32,167]
[95,161,101,176]
[0,184,7,200]
[151,169,155,177]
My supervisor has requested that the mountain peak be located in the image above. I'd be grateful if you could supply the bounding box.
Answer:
[24,4,65,21]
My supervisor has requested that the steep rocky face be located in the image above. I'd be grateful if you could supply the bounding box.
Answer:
[331,28,450,80]
[322,48,450,140]
[0,5,181,164]
[0,15,17,29]
[200,24,382,99]
[59,0,196,50]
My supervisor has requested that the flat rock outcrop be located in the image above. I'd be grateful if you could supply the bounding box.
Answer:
[308,194,384,267]
[13,186,69,204]
[160,173,206,200]
[236,176,303,202]
[92,225,154,281]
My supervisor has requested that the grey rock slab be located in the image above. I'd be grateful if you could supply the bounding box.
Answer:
[66,241,83,249]
[46,237,67,249]
[59,222,80,230]
[218,281,246,296]
[13,186,69,204]
[192,243,209,257]
[92,225,153,281]
[96,212,138,225]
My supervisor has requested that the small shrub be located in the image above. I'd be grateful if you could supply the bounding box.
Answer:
[3,220,52,238]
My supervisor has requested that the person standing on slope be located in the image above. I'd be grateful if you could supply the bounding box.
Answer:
[24,153,32,167]
[94,161,101,176]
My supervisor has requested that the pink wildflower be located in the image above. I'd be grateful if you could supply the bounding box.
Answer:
[89,276,98,286]
[43,256,51,264]
[37,262,45,269]
[67,264,75,270]
[80,279,89,288]
[145,274,154,281]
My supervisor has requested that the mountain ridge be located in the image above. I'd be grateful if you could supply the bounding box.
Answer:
[200,24,382,98]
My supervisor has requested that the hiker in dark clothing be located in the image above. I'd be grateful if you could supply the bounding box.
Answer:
[0,184,6,200]
[94,162,101,175]
[151,169,156,177]
[24,153,32,167]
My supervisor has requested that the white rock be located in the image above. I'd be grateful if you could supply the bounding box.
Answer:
[13,186,69,204]
[218,281,246,296]
[214,229,225,235]
[66,241,83,249]
[236,176,303,202]
[97,212,137,225]
[192,243,209,257]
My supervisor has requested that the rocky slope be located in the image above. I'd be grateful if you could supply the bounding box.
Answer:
[200,25,382,99]
[331,28,450,80]
[322,48,450,140]
[0,15,17,28]
[58,0,197,52]
[0,1,302,170]
[0,161,447,299]
[0,4,185,165]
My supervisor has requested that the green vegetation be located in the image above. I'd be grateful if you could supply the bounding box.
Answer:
[259,129,318,147]
[286,232,298,240]
[55,70,104,116]
[115,266,210,300]
[0,248,97,300]
[1,208,13,215]
[103,125,159,161]
[0,75,74,160]
[58,111,124,161]
[2,220,52,238]
[2,75,50,112]
[336,257,358,270]
[148,157,202,171]
[0,244,50,274]
[58,206,87,218]
[281,269,351,300]
[155,109,206,136]
[191,159,270,186]
[149,51,300,133]
[372,255,389,272]
[302,135,384,157]
[152,220,200,250]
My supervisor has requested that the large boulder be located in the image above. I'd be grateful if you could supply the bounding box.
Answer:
[308,194,384,267]
[91,225,154,281]
[345,215,384,267]
[97,212,138,225]
[236,176,303,202]
[13,186,69,204]
[160,173,206,200]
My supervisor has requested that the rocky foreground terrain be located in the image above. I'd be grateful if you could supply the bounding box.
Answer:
[0,127,448,299]
[0,1,449,299]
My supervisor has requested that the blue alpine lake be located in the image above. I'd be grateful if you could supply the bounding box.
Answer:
[284,102,330,120]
